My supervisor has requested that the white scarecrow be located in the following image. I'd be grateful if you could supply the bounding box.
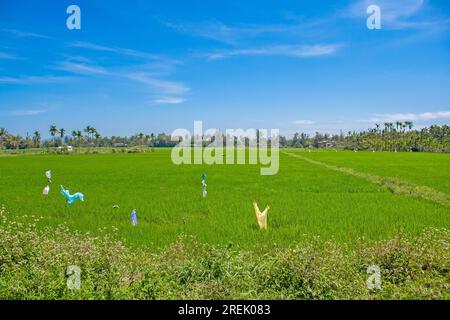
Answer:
[201,172,207,198]
[42,170,52,196]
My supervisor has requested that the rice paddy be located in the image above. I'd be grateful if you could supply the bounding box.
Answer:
[0,149,449,250]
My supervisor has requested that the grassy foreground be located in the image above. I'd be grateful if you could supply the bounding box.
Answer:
[0,206,449,299]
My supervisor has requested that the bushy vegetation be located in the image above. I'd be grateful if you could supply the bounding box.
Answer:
[0,206,448,300]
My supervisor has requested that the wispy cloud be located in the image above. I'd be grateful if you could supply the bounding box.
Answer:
[0,75,74,85]
[207,44,342,60]
[362,111,450,123]
[0,51,18,60]
[11,109,47,116]
[69,41,168,61]
[54,61,109,75]
[346,0,449,30]
[293,119,315,125]
[161,19,327,45]
[51,54,190,102]
[163,18,342,61]
[152,96,186,104]
[348,0,424,21]
[1,28,50,39]
[127,72,189,95]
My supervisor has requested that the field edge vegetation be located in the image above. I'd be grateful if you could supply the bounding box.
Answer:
[0,206,449,300]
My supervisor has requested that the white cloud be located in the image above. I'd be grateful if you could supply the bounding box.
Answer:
[1,28,50,39]
[161,19,328,45]
[163,20,239,45]
[0,52,18,59]
[293,120,315,125]
[127,72,189,95]
[346,0,450,31]
[348,0,424,21]
[207,44,342,60]
[69,41,167,61]
[0,75,74,85]
[364,111,450,122]
[54,61,109,75]
[153,96,186,104]
[11,109,47,116]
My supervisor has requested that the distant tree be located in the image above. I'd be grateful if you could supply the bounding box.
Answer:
[84,125,92,141]
[33,131,41,148]
[49,125,58,146]
[59,128,66,146]
[0,128,6,147]
[138,132,145,145]
[405,121,413,131]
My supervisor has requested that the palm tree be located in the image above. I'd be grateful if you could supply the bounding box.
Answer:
[138,132,144,145]
[32,131,41,148]
[49,125,58,146]
[59,128,66,146]
[84,125,92,141]
[396,121,403,131]
[150,133,155,146]
[71,130,79,146]
[405,121,413,131]
[0,128,6,146]
[387,122,394,132]
[90,127,97,143]
[49,125,58,137]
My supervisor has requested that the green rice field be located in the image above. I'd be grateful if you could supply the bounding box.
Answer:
[0,149,449,250]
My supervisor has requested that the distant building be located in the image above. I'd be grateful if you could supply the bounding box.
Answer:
[113,143,128,147]
[317,140,336,148]
[58,145,74,152]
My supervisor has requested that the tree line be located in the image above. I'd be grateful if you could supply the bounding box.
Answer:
[0,122,449,152]
[285,122,450,153]
[0,125,176,149]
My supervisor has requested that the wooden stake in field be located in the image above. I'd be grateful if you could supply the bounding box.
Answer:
[253,201,269,229]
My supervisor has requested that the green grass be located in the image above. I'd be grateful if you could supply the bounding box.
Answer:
[0,149,449,250]
[294,149,450,194]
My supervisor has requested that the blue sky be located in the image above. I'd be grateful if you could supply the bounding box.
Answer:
[1,0,450,137]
